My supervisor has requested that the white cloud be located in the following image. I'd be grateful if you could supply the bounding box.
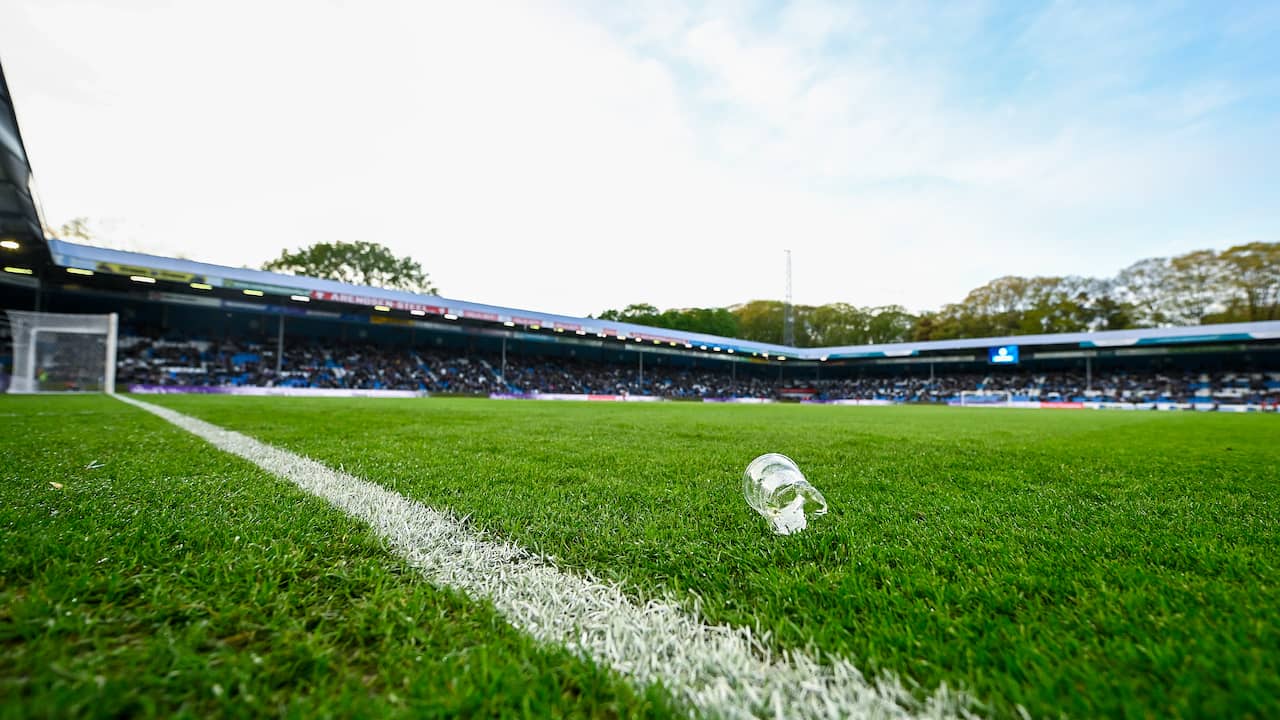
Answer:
[2,0,1276,316]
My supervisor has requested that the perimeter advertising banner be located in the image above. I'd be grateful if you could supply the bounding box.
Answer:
[130,385,425,398]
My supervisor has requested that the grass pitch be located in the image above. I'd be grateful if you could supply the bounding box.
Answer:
[4,395,1278,718]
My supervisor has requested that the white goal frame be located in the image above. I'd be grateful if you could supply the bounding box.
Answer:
[5,310,118,394]
[959,390,1012,407]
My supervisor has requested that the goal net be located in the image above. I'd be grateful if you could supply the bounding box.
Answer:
[959,390,1012,407]
[3,310,118,393]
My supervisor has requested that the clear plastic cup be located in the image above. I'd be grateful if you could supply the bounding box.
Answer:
[743,453,828,535]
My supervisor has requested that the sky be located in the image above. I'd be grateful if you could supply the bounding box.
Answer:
[1,0,1277,317]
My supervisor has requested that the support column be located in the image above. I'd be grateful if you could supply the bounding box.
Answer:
[276,314,285,376]
[104,313,118,394]
[639,350,644,387]
[501,336,507,383]
[1086,354,1092,392]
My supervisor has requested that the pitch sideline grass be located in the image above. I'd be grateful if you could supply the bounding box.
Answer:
[143,395,1280,719]
[118,393,970,720]
[0,395,677,719]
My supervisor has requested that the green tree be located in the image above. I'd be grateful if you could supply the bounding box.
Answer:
[597,304,660,323]
[730,300,788,344]
[1165,249,1227,325]
[1115,257,1174,326]
[596,304,741,337]
[804,303,868,346]
[1217,242,1280,321]
[57,217,94,241]
[866,305,917,343]
[262,241,437,294]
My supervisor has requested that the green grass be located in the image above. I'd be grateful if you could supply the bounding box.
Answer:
[3,395,1278,718]
[140,396,1280,719]
[0,395,676,719]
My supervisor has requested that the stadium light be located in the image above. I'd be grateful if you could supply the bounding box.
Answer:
[289,294,310,302]
[66,268,94,276]
[443,313,458,320]
[713,346,721,352]
[653,340,662,345]
[4,266,33,275]
[576,329,587,335]
[243,289,264,297]
[820,355,828,362]
[635,337,643,343]
[0,239,19,250]
[530,324,541,330]
[190,282,212,290]
[410,309,426,316]
[375,305,391,312]
[699,344,708,350]
[130,275,156,284]
[777,356,786,361]
[684,343,692,348]
[503,321,515,327]
[597,332,607,338]
[555,327,564,333]
[616,334,627,340]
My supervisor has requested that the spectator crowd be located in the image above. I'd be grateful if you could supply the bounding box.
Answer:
[115,336,1280,406]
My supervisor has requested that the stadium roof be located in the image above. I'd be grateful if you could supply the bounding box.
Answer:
[45,238,800,357]
[44,237,1280,362]
[0,60,45,249]
[817,322,1280,360]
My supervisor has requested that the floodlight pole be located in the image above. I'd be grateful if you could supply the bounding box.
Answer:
[783,250,794,347]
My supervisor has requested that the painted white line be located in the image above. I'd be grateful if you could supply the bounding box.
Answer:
[116,395,976,720]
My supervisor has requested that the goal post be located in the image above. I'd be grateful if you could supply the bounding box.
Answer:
[959,390,1012,407]
[3,310,118,394]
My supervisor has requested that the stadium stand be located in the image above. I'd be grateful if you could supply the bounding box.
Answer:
[114,334,1280,406]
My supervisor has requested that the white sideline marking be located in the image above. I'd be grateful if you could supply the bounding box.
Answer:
[116,395,975,720]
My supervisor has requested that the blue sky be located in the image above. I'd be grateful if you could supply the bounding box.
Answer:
[1,0,1277,316]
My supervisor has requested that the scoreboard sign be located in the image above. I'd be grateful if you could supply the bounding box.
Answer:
[988,345,1020,365]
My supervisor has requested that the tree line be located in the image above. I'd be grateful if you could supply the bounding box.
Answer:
[597,242,1279,346]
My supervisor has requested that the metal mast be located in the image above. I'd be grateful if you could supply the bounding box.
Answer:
[783,249,795,346]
